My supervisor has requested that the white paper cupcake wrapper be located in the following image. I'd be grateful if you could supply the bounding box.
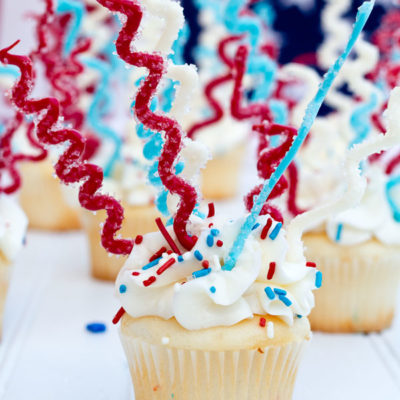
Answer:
[120,333,307,400]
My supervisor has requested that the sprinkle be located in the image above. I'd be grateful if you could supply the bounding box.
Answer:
[264,286,275,300]
[274,288,287,296]
[297,314,303,319]
[207,202,215,218]
[149,246,167,262]
[260,218,273,240]
[142,257,161,270]
[315,271,323,288]
[267,322,274,338]
[211,229,220,236]
[167,250,173,255]
[134,235,143,244]
[156,259,176,275]
[132,271,140,276]
[258,348,264,353]
[194,250,203,261]
[161,336,170,345]
[267,262,276,280]
[213,255,222,271]
[192,268,211,279]
[210,286,216,293]
[269,222,282,240]
[206,235,214,247]
[216,240,223,247]
[202,260,210,268]
[155,217,182,255]
[143,276,156,287]
[119,284,127,294]
[177,255,184,262]
[306,261,316,268]
[86,322,106,334]
[252,223,260,231]
[208,223,214,228]
[335,223,343,242]
[259,317,266,327]
[279,295,292,307]
[112,307,125,325]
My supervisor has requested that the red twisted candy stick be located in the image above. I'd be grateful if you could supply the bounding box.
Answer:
[187,35,243,139]
[0,113,47,194]
[386,152,400,175]
[0,41,133,255]
[96,0,198,250]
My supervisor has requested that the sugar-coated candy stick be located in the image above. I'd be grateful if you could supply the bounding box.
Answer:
[97,0,199,251]
[0,41,133,255]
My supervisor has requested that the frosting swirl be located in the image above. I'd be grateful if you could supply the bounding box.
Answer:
[116,214,319,330]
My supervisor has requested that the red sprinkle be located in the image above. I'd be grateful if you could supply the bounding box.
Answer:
[207,202,215,218]
[149,246,167,262]
[155,218,182,255]
[267,262,276,280]
[132,271,140,276]
[306,262,316,268]
[202,260,210,269]
[135,235,143,245]
[167,250,173,255]
[260,218,273,240]
[112,307,125,325]
[143,276,156,287]
[156,259,176,275]
[259,318,266,328]
[216,240,223,247]
[208,223,214,228]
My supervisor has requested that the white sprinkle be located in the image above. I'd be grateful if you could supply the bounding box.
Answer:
[161,336,170,345]
[267,322,274,339]
[212,255,221,271]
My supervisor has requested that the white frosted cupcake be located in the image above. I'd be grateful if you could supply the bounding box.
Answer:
[0,195,28,337]
[114,214,320,399]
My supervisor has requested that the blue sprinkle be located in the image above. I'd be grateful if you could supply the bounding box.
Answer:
[264,286,275,300]
[279,295,292,307]
[206,235,214,247]
[177,255,184,262]
[297,314,303,319]
[335,223,343,242]
[273,288,287,296]
[192,268,211,279]
[210,286,216,293]
[119,284,127,294]
[86,322,107,334]
[194,250,203,261]
[315,271,323,288]
[142,257,162,270]
[269,222,282,240]
[210,229,220,237]
[252,223,260,231]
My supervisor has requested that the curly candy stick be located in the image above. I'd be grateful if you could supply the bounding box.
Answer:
[223,1,374,270]
[0,41,133,255]
[0,114,47,194]
[97,0,199,251]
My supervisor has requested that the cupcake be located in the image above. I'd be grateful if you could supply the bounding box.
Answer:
[116,214,319,399]
[0,196,27,337]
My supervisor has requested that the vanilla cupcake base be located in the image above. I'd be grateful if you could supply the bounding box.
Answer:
[0,254,10,338]
[120,314,310,400]
[304,232,400,333]
[81,204,162,281]
[20,160,80,231]
[201,145,245,200]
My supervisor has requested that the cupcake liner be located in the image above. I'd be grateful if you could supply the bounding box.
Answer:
[19,160,80,231]
[304,233,400,332]
[201,145,245,200]
[81,204,161,281]
[0,255,10,339]
[120,321,308,400]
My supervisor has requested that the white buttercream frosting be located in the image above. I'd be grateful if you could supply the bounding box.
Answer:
[0,195,28,262]
[116,214,319,330]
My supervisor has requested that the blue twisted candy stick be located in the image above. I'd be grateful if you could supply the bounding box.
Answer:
[56,0,85,56]
[224,0,276,100]
[84,57,122,177]
[386,175,400,222]
[223,1,374,271]
[349,92,378,148]
[194,0,225,23]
